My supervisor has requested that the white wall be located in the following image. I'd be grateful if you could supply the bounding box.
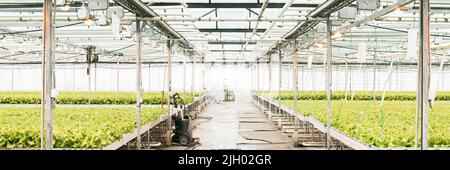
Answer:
[0,64,252,99]
[0,64,448,96]
[253,64,450,92]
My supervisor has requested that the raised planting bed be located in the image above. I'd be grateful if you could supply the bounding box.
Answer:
[277,99,449,148]
[0,107,166,149]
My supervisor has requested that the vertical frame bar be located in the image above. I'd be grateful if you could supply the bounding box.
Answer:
[293,42,299,115]
[292,41,299,143]
[202,55,206,93]
[192,55,196,98]
[419,0,430,150]
[43,0,53,150]
[148,63,151,91]
[325,19,333,150]
[268,54,272,119]
[257,58,260,108]
[94,63,97,92]
[135,19,142,150]
[166,40,173,146]
[116,60,120,93]
[278,50,282,123]
[183,53,187,108]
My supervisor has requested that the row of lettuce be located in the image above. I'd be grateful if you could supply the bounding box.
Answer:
[0,91,205,149]
[254,91,449,148]
[0,92,203,105]
[257,90,450,101]
[0,108,167,148]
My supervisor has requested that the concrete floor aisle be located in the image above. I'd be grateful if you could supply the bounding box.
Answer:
[189,97,294,150]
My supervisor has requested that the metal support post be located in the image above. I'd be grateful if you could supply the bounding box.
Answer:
[268,54,273,120]
[312,65,316,92]
[202,55,206,93]
[148,64,151,91]
[301,66,304,91]
[10,62,13,94]
[73,63,76,91]
[344,61,349,100]
[166,40,173,146]
[293,41,299,144]
[116,60,120,93]
[336,66,339,91]
[325,19,333,150]
[278,50,282,127]
[191,55,196,98]
[94,64,97,92]
[183,54,187,109]
[372,54,377,102]
[418,0,430,150]
[42,0,53,150]
[251,65,254,91]
[396,64,399,91]
[183,53,188,117]
[257,58,260,109]
[88,65,92,104]
[135,20,143,150]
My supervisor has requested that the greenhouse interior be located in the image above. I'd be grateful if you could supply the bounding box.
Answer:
[0,0,448,151]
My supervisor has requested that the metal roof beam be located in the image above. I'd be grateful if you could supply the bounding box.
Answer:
[2,61,449,66]
[199,28,266,33]
[266,0,355,54]
[113,0,196,52]
[149,3,319,8]
[210,50,252,52]
[304,0,416,49]
[208,41,257,45]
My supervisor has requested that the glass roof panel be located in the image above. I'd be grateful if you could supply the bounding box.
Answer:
[1,0,449,63]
